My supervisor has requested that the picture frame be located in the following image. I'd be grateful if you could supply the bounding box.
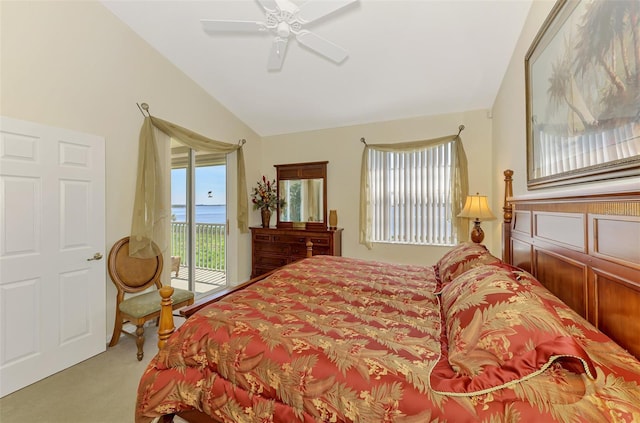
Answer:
[525,0,640,189]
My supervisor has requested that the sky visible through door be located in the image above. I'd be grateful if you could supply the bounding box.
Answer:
[170,164,227,294]
[171,166,226,224]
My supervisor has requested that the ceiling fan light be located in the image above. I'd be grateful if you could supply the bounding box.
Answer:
[276,22,290,38]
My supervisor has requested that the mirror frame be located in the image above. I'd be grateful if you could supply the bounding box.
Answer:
[275,161,328,231]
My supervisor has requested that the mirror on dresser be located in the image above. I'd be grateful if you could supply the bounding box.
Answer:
[250,161,342,278]
[275,161,328,231]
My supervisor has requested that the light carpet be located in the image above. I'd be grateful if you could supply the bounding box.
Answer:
[0,319,187,423]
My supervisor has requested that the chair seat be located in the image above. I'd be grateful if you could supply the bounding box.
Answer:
[119,287,194,318]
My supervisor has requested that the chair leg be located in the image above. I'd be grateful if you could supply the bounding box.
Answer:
[135,324,145,361]
[109,310,123,347]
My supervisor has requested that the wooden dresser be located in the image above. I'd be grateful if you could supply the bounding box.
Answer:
[250,227,343,278]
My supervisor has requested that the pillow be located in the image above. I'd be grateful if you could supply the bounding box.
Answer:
[436,242,500,287]
[430,263,596,396]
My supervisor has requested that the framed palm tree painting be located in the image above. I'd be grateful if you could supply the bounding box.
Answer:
[525,0,639,189]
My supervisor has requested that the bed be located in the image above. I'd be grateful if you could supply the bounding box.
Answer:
[136,173,640,423]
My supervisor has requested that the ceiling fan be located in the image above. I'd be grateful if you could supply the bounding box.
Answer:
[201,0,357,70]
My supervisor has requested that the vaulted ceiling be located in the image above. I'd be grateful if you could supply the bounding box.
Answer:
[102,0,533,136]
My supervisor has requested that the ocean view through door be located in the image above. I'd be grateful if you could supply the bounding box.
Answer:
[171,149,227,295]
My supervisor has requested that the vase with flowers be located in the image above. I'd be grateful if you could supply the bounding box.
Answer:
[251,176,284,228]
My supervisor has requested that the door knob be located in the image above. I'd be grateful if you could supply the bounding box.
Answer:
[87,252,103,261]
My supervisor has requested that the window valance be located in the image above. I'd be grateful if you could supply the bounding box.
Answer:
[359,134,469,249]
[130,116,248,258]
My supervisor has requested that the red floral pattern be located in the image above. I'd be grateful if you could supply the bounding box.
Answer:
[136,256,640,423]
[436,242,500,287]
[431,263,597,395]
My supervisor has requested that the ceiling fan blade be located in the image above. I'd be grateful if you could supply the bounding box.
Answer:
[274,0,298,13]
[296,0,357,24]
[201,19,267,33]
[267,37,289,70]
[296,30,348,63]
[256,0,279,12]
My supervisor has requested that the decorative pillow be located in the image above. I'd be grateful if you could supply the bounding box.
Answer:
[430,263,596,396]
[435,242,501,287]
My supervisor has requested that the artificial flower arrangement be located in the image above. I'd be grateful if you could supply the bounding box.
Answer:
[251,176,285,211]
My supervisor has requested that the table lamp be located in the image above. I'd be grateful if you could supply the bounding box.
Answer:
[458,193,496,243]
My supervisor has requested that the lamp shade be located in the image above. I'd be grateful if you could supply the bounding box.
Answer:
[458,194,496,221]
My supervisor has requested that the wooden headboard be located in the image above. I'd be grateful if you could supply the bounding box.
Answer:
[501,170,640,359]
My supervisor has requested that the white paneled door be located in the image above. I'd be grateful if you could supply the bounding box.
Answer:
[0,116,106,397]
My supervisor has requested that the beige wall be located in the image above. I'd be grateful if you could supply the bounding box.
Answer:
[261,109,497,265]
[492,1,552,203]
[3,0,593,342]
[491,0,638,248]
[0,1,260,339]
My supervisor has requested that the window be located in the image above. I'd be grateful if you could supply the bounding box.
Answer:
[366,140,458,246]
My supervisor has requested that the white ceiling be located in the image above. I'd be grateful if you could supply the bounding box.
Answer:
[101,0,533,137]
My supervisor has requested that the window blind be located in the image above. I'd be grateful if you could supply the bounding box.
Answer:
[368,141,455,246]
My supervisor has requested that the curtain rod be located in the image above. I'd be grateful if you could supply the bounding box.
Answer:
[136,104,246,148]
[360,124,465,145]
[137,102,150,117]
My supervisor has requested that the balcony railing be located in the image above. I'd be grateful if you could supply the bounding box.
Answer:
[171,222,226,271]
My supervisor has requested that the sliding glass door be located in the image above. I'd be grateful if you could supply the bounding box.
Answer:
[170,145,227,295]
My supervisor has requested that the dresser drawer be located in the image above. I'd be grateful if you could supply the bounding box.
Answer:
[253,233,272,242]
[290,245,308,259]
[253,265,275,278]
[308,237,330,247]
[250,227,342,278]
[254,255,288,268]
[256,242,290,255]
[311,246,330,255]
[271,235,331,246]
[290,244,329,256]
[273,234,307,244]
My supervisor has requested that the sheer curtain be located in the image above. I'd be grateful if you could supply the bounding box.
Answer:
[130,116,248,258]
[359,134,469,249]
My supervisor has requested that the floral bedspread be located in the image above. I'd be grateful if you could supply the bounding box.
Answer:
[135,255,640,423]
